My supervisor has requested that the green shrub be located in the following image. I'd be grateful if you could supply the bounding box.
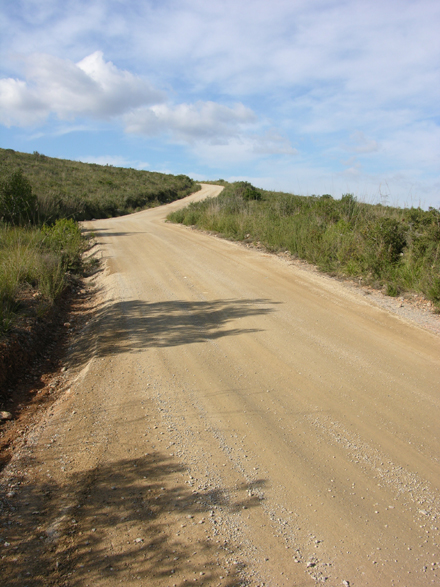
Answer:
[36,253,66,302]
[427,276,440,304]
[364,217,406,275]
[42,218,83,271]
[386,283,400,297]
[234,181,262,201]
[0,169,38,225]
[168,183,440,308]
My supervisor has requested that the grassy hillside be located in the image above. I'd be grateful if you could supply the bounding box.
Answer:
[0,148,199,223]
[0,149,200,334]
[168,182,440,309]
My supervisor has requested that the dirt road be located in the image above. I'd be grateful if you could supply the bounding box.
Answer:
[2,184,440,586]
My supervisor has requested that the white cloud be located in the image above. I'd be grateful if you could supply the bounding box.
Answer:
[188,134,297,167]
[0,47,297,164]
[190,138,263,166]
[124,101,257,143]
[0,78,47,126]
[5,2,438,105]
[124,101,296,161]
[346,131,379,154]
[0,51,164,126]
[251,130,297,156]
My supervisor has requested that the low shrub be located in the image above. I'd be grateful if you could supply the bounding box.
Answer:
[234,181,262,201]
[168,183,440,308]
[42,218,84,271]
[0,169,38,225]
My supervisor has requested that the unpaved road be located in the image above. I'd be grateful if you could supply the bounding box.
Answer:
[1,184,440,586]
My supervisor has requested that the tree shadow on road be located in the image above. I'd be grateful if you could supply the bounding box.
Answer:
[69,297,279,367]
[89,228,150,238]
[1,452,266,586]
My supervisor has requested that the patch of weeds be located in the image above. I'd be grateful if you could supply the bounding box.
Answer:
[82,256,100,276]
[386,283,400,297]
[0,305,16,335]
[427,276,440,305]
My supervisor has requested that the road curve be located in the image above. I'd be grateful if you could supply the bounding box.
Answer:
[2,184,440,586]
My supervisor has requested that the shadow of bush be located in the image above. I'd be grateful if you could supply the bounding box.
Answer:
[69,297,279,368]
[1,452,266,586]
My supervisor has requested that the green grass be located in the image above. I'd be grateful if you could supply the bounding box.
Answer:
[0,219,86,334]
[0,148,200,223]
[168,182,440,309]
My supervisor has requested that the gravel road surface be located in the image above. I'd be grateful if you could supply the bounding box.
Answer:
[1,184,439,586]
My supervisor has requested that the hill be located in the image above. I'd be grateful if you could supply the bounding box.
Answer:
[0,148,199,223]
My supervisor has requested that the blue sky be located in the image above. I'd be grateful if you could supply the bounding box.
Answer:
[1,0,439,208]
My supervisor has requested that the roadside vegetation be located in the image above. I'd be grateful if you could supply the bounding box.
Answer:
[0,148,200,334]
[0,148,199,223]
[0,217,85,333]
[168,181,440,309]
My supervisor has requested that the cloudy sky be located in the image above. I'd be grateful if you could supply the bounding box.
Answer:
[1,0,439,208]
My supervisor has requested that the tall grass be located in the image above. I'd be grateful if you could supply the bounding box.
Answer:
[168,183,440,308]
[0,220,86,334]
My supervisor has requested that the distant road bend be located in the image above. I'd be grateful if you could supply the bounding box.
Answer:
[3,184,440,586]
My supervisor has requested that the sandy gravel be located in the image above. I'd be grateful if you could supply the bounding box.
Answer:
[1,184,440,587]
